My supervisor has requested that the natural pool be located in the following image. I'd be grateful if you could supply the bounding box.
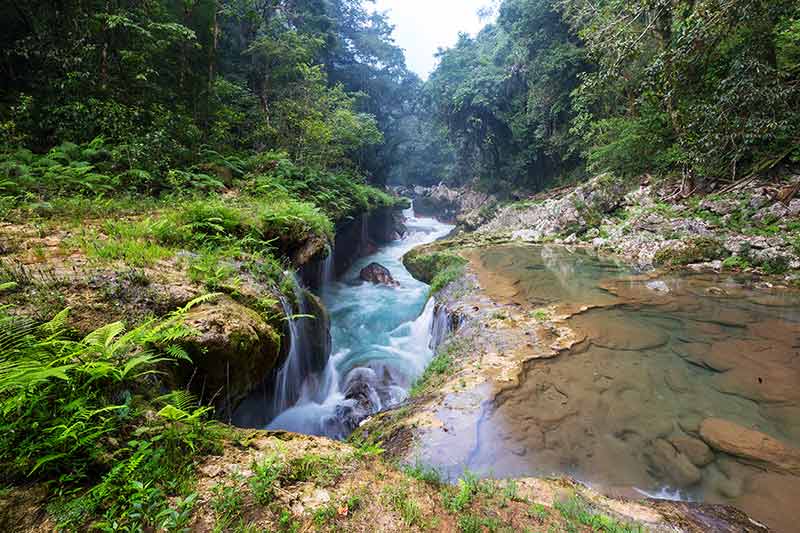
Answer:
[464,245,800,533]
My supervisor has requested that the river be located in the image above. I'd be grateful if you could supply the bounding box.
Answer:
[266,208,453,438]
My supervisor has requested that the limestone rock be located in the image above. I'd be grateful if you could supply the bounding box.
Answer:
[669,435,715,467]
[753,202,789,224]
[700,198,739,216]
[644,438,702,487]
[184,295,281,414]
[699,418,800,475]
[359,262,399,287]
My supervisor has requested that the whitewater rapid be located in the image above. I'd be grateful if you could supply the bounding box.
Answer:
[267,208,453,437]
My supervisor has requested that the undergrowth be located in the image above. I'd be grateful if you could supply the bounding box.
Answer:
[0,298,227,531]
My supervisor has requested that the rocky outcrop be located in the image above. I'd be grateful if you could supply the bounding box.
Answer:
[467,171,800,275]
[332,207,406,280]
[480,173,629,240]
[183,295,282,418]
[404,183,496,227]
[359,262,399,287]
[699,418,800,475]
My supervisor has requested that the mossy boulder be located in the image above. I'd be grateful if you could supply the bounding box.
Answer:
[653,237,726,267]
[403,248,466,285]
[183,295,282,417]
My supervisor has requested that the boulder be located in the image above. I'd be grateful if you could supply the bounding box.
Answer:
[699,418,800,475]
[753,202,789,224]
[669,435,715,467]
[700,197,739,216]
[644,438,703,488]
[359,262,399,287]
[183,295,282,415]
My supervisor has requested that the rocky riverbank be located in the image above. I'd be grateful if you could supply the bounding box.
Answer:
[0,199,405,419]
[406,172,800,280]
[355,172,800,532]
[357,235,800,532]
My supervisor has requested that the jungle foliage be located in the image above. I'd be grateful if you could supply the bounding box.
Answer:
[0,0,419,186]
[421,0,800,193]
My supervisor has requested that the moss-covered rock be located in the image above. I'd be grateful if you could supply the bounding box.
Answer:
[653,237,726,267]
[402,248,467,285]
[183,295,282,416]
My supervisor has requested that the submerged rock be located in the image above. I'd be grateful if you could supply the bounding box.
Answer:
[669,435,715,467]
[644,438,703,488]
[699,418,800,475]
[359,262,399,287]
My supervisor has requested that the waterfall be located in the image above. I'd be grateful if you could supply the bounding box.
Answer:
[265,209,455,439]
[321,244,335,289]
[271,274,316,414]
[429,303,451,350]
[404,200,415,219]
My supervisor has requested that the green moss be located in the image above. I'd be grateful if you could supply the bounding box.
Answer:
[409,351,454,398]
[430,262,465,293]
[403,249,467,286]
[554,494,644,533]
[653,237,726,267]
[722,255,751,270]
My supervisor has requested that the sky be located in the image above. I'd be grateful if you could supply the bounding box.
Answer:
[372,0,491,78]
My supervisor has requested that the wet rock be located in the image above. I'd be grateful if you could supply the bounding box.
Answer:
[562,233,578,244]
[699,418,800,475]
[644,438,702,487]
[359,262,399,287]
[573,310,669,351]
[291,233,328,267]
[688,260,723,272]
[184,296,281,414]
[669,435,715,467]
[303,290,332,375]
[646,280,670,293]
[664,368,691,393]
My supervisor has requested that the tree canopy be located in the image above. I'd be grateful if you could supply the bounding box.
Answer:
[418,0,800,193]
[0,0,418,185]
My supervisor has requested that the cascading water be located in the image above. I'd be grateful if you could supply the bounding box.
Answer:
[267,205,453,438]
[321,244,336,290]
[271,275,316,415]
[429,305,453,350]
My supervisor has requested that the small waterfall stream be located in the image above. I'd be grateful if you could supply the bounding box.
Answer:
[321,245,335,289]
[271,277,314,414]
[267,206,453,438]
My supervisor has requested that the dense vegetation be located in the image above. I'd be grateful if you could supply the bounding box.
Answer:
[0,1,412,529]
[418,0,800,193]
[0,0,423,190]
[1,0,799,530]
